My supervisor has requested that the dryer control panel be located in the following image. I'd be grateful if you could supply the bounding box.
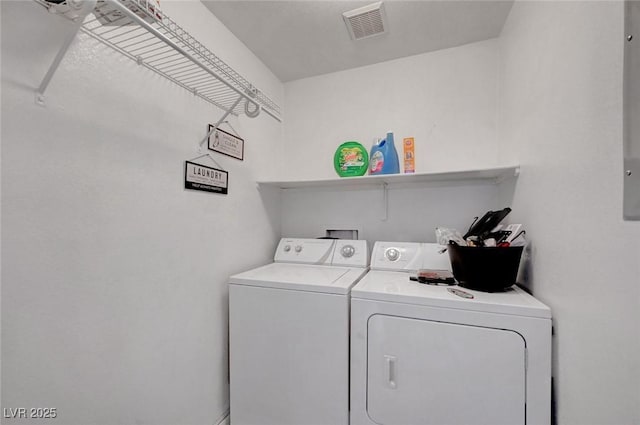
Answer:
[371,242,422,271]
[371,242,451,271]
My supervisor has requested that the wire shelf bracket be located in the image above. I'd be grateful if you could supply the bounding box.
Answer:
[33,0,282,124]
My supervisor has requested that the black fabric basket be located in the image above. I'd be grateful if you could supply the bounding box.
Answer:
[447,245,524,292]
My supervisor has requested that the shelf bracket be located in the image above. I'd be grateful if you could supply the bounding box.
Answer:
[243,86,261,118]
[380,182,389,221]
[197,94,244,153]
[35,0,97,106]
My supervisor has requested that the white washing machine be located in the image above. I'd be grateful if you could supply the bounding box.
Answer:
[350,241,552,425]
[229,238,369,425]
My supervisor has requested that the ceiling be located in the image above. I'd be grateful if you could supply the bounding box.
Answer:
[201,0,514,82]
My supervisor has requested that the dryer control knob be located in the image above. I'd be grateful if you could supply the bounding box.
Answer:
[295,245,303,253]
[341,245,355,258]
[283,245,291,252]
[385,248,400,261]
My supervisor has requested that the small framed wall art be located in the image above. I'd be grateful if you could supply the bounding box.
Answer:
[208,125,244,161]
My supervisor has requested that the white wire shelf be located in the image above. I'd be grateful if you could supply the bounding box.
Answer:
[33,0,282,122]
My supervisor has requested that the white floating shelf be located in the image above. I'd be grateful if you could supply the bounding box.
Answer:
[257,166,520,190]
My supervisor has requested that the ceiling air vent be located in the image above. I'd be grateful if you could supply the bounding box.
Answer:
[343,2,388,41]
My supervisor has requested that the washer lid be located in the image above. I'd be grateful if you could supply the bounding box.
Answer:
[351,270,551,318]
[229,262,368,295]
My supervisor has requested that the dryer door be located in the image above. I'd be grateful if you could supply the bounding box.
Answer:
[367,315,526,425]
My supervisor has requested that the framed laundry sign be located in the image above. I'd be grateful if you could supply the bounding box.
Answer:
[208,125,244,160]
[184,161,228,194]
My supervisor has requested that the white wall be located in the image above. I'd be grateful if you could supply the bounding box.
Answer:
[4,2,639,424]
[284,39,501,180]
[281,183,505,244]
[499,1,640,424]
[1,1,283,424]
[283,3,640,423]
[282,39,509,244]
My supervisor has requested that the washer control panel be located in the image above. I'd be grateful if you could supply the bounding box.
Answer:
[341,245,355,258]
[332,240,369,267]
[275,238,335,264]
[274,238,369,267]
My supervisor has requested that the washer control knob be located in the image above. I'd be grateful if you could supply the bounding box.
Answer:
[283,245,291,252]
[385,248,400,261]
[295,245,303,253]
[341,245,355,258]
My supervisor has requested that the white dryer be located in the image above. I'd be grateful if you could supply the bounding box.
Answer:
[229,238,368,425]
[350,241,552,425]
